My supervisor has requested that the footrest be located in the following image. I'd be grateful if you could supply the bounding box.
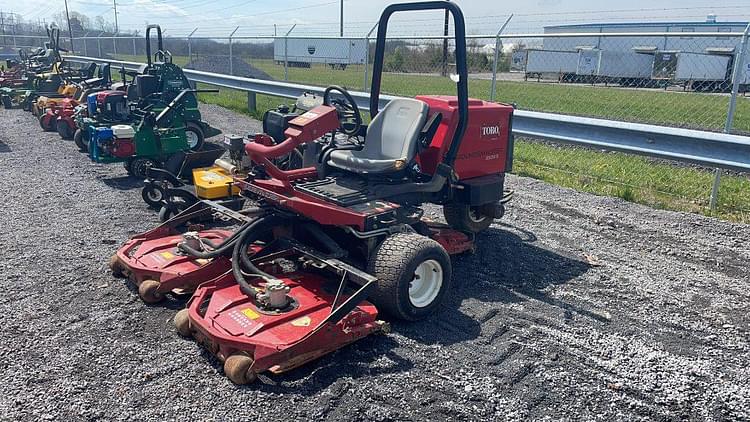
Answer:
[294,176,374,207]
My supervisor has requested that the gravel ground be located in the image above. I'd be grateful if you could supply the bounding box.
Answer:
[0,104,749,421]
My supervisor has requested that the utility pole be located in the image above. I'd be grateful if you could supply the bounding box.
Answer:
[441,0,450,77]
[339,0,343,37]
[113,0,119,33]
[1,11,5,46]
[64,0,75,53]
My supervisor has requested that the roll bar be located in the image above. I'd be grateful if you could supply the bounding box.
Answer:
[369,1,469,169]
[145,24,164,68]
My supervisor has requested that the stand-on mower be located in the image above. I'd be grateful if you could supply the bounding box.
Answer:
[38,63,114,133]
[110,1,514,384]
[73,25,220,175]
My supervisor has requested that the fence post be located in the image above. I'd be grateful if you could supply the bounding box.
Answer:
[710,24,750,210]
[229,26,239,76]
[132,37,136,56]
[187,28,197,62]
[489,14,513,102]
[247,92,256,113]
[283,25,296,82]
[112,34,117,58]
[363,23,378,92]
[83,32,89,56]
[97,37,102,58]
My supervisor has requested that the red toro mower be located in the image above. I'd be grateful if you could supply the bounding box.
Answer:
[111,1,514,384]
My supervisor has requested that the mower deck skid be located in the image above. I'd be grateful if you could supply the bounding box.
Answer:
[179,247,385,384]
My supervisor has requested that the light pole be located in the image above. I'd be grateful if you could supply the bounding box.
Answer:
[339,0,343,37]
[113,0,119,33]
[64,0,75,53]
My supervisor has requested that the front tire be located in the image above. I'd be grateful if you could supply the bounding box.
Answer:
[74,128,88,152]
[141,184,167,209]
[367,233,452,321]
[57,120,74,139]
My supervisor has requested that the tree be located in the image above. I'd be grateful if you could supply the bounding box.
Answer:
[52,10,91,33]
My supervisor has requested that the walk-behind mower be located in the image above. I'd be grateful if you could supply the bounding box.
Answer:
[73,25,219,157]
[85,87,220,177]
[110,1,513,384]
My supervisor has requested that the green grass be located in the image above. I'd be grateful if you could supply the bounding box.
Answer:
[112,53,750,223]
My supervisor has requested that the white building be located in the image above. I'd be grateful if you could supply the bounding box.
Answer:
[542,17,749,54]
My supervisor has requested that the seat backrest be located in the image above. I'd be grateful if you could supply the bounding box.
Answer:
[362,98,428,161]
[135,74,159,98]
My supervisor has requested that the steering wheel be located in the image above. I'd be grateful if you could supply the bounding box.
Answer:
[323,85,361,136]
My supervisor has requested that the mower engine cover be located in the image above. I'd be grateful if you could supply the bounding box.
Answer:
[415,95,514,180]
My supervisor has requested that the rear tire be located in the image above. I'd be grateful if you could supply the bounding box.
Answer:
[74,128,88,152]
[129,158,157,179]
[443,203,496,234]
[185,122,205,152]
[367,233,452,321]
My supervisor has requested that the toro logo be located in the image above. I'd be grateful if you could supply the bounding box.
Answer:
[307,46,316,55]
[481,125,501,138]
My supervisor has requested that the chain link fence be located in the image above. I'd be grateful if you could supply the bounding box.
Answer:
[2,28,749,221]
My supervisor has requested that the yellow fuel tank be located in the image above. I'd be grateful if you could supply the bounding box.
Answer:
[192,166,240,199]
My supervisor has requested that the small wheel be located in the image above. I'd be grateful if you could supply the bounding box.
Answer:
[158,206,174,223]
[129,158,157,179]
[368,233,452,321]
[138,279,165,304]
[109,254,126,278]
[2,95,12,109]
[57,120,73,139]
[185,122,205,151]
[173,309,192,337]
[74,128,88,152]
[224,354,257,385]
[39,114,56,132]
[443,203,496,234]
[141,184,166,209]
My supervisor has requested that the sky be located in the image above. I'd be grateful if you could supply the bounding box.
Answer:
[2,0,749,37]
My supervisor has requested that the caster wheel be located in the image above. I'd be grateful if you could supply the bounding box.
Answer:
[174,309,192,337]
[224,354,257,385]
[138,279,164,304]
[109,254,125,278]
[142,184,167,209]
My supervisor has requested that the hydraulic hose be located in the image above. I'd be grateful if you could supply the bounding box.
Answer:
[232,214,287,298]
[177,217,259,259]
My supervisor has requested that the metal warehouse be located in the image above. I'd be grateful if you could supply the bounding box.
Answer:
[542,17,749,53]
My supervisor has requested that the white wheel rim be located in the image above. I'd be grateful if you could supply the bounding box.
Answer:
[147,189,162,202]
[408,259,443,308]
[186,130,199,149]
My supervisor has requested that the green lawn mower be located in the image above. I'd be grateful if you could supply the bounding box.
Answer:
[73,24,219,153]
[85,87,220,178]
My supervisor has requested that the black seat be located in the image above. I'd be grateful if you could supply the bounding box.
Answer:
[135,75,159,98]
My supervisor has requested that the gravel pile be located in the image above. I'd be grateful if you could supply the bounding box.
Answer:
[0,104,748,421]
[186,56,274,80]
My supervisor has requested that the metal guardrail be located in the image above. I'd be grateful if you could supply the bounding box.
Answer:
[65,55,750,172]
